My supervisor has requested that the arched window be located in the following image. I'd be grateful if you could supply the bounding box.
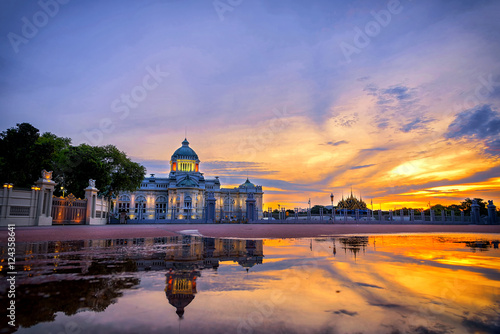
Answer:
[184,195,192,209]
[117,195,131,212]
[224,196,235,217]
[135,195,147,219]
[156,196,167,219]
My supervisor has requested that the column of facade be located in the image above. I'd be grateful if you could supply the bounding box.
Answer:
[245,193,256,222]
[206,192,216,223]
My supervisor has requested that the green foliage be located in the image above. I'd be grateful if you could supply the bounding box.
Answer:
[311,205,325,214]
[460,198,487,216]
[0,123,70,187]
[398,199,490,216]
[0,123,145,198]
[55,144,146,198]
[430,204,447,215]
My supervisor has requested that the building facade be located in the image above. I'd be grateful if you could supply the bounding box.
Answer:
[114,139,264,221]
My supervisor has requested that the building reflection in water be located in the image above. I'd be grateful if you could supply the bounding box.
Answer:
[1,235,263,327]
[163,236,263,318]
[338,236,369,259]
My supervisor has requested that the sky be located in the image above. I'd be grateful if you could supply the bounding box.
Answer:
[1,0,500,210]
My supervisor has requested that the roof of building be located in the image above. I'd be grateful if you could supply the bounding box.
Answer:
[240,178,255,189]
[177,175,198,188]
[172,138,199,160]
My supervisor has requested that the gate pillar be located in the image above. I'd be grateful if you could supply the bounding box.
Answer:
[35,170,56,226]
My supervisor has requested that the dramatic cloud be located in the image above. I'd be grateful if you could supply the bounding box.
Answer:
[350,164,375,170]
[371,84,416,106]
[400,117,435,133]
[331,309,358,317]
[359,148,388,152]
[446,104,500,155]
[332,113,359,127]
[364,83,433,132]
[203,161,276,177]
[325,140,349,146]
[446,105,500,140]
[383,86,412,101]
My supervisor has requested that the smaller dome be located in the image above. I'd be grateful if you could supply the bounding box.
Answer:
[240,178,255,189]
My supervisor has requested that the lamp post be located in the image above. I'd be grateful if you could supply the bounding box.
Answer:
[278,204,280,220]
[330,193,334,222]
[308,198,311,220]
[61,186,66,197]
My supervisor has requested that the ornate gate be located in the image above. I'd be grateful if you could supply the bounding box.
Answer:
[52,194,87,225]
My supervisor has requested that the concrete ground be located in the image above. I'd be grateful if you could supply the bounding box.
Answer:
[1,224,499,242]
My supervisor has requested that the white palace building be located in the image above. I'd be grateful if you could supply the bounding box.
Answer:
[114,139,264,221]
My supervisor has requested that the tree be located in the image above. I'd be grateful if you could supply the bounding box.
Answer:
[311,205,325,214]
[431,204,446,215]
[447,204,462,212]
[58,144,145,199]
[460,198,487,216]
[0,123,70,187]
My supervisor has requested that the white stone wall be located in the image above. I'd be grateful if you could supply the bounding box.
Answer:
[0,186,39,226]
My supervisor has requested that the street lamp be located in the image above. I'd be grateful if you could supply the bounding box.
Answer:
[278,204,280,220]
[330,193,334,221]
[61,186,66,197]
[308,198,311,220]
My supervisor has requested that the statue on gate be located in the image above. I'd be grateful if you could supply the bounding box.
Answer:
[41,170,53,181]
